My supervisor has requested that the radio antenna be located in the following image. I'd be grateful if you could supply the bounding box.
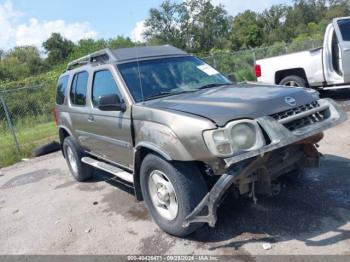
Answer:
[130,11,145,102]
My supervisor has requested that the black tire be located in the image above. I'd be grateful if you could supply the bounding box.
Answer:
[279,75,308,87]
[62,137,93,182]
[140,154,208,237]
[281,167,303,185]
[32,141,61,157]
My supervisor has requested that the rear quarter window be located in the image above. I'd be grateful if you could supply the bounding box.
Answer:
[56,75,69,105]
[70,71,89,106]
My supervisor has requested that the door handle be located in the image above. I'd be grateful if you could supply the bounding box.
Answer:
[87,115,94,122]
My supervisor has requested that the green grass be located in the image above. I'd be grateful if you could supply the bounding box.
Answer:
[0,121,58,167]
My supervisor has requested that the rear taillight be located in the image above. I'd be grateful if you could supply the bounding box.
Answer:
[53,107,58,126]
[255,64,261,78]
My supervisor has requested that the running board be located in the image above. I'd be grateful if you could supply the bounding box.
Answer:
[323,85,350,90]
[81,157,134,183]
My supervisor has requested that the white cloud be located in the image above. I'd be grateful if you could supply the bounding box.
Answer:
[0,0,97,50]
[0,0,22,48]
[16,18,97,47]
[131,20,147,43]
[211,0,291,16]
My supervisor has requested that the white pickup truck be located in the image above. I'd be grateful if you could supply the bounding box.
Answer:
[256,17,350,90]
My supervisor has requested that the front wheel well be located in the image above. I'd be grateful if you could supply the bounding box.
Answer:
[133,147,206,201]
[275,68,309,86]
[133,147,161,201]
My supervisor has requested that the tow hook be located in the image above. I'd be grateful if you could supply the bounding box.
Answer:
[249,180,258,204]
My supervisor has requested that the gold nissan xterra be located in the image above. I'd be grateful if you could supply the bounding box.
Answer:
[55,45,347,236]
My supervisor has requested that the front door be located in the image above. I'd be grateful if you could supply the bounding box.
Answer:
[86,68,134,170]
[333,17,350,84]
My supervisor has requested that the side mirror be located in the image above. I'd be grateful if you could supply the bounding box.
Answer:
[227,73,236,83]
[98,94,126,112]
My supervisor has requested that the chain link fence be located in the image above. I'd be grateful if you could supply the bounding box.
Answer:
[0,83,58,167]
[202,38,324,82]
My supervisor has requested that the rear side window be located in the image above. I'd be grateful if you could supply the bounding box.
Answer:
[338,19,350,41]
[92,70,123,106]
[70,71,89,106]
[56,75,69,105]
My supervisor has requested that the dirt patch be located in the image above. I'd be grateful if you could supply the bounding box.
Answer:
[101,189,135,212]
[126,204,150,221]
[140,230,176,254]
[0,168,62,189]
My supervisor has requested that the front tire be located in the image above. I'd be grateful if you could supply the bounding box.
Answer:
[279,75,308,87]
[63,137,93,182]
[140,154,208,237]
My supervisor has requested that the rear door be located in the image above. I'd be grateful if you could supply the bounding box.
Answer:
[68,70,92,150]
[333,17,350,83]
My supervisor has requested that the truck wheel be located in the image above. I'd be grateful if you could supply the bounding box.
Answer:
[140,154,208,237]
[279,75,308,87]
[62,137,93,182]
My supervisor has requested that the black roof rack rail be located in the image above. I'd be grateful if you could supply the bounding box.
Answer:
[66,48,116,70]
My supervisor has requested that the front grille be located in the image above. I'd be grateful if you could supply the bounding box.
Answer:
[271,101,329,131]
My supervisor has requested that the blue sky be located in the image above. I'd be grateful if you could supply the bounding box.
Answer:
[0,0,292,50]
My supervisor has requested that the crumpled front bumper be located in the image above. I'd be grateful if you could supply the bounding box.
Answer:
[183,98,347,228]
[223,98,347,167]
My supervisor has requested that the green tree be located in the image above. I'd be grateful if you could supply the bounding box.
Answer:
[43,33,75,65]
[188,0,230,52]
[144,0,230,52]
[0,46,45,81]
[144,1,188,49]
[260,5,288,45]
[325,0,350,19]
[281,0,349,41]
[230,10,263,50]
[68,36,135,62]
[107,36,134,49]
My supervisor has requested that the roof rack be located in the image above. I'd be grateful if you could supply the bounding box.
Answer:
[66,48,116,70]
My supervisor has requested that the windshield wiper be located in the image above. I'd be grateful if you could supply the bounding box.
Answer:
[197,83,231,90]
[144,84,231,101]
[144,91,193,101]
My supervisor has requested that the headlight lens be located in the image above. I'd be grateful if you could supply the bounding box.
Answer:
[231,123,256,150]
[213,130,228,142]
[203,119,265,157]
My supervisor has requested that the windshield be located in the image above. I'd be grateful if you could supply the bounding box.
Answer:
[117,56,231,102]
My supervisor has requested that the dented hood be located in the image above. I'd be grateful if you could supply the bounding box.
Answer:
[144,84,316,126]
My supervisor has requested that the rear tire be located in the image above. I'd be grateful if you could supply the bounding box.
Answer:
[32,141,60,157]
[140,154,208,237]
[62,137,93,181]
[279,75,308,88]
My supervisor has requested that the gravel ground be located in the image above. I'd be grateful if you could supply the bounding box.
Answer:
[1,90,350,256]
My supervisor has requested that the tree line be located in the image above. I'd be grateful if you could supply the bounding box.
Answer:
[0,0,349,84]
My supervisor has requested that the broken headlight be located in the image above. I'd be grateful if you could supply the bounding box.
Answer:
[203,119,265,157]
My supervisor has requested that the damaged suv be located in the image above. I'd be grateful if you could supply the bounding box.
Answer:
[55,45,347,237]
